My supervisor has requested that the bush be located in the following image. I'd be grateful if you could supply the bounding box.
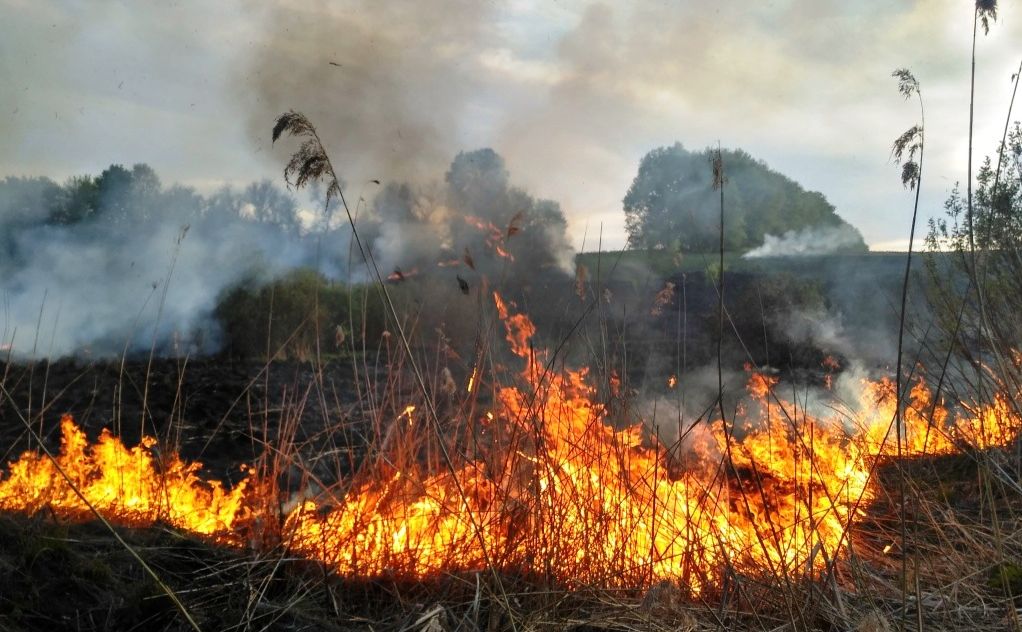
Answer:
[926,123,1022,406]
[214,269,387,361]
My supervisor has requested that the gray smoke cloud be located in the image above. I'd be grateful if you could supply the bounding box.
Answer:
[6,0,1022,253]
[242,0,496,187]
[362,149,574,282]
[240,2,576,298]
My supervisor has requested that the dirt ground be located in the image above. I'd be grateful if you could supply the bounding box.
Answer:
[0,356,380,487]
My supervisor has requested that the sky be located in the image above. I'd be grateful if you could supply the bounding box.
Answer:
[2,0,1020,252]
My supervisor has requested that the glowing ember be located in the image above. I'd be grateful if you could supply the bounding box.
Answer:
[1,298,1019,593]
[387,267,419,282]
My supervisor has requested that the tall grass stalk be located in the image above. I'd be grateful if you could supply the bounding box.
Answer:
[892,67,925,630]
[0,379,204,632]
[270,111,520,629]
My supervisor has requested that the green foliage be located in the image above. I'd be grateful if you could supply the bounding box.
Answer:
[623,143,866,253]
[39,163,168,226]
[930,124,1022,255]
[926,123,1022,395]
[214,269,388,361]
[241,180,301,233]
[0,175,63,223]
[988,562,1022,596]
[48,174,100,224]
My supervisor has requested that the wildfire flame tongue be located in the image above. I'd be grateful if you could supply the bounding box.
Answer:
[0,297,1018,592]
[0,415,251,538]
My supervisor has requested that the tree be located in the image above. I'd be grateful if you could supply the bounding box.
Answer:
[93,163,163,224]
[623,143,866,253]
[48,175,99,225]
[242,179,301,233]
[357,148,574,283]
[444,148,573,276]
[0,176,62,226]
[925,122,1022,415]
[0,175,63,262]
[214,269,387,360]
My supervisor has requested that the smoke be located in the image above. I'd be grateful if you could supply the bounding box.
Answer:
[362,149,574,283]
[773,308,854,358]
[237,1,579,315]
[241,0,496,187]
[0,146,575,359]
[744,225,869,258]
[0,172,344,359]
[641,356,908,459]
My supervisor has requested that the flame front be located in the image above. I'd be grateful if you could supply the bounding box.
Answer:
[1,297,1018,592]
[0,416,250,538]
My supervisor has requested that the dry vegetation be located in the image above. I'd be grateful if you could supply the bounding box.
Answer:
[3,3,1022,631]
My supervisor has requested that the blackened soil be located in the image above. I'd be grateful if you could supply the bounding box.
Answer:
[0,356,381,486]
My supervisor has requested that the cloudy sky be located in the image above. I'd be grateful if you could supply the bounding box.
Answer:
[2,0,1020,251]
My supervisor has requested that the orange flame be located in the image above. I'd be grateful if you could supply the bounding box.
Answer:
[1,299,1019,593]
[464,215,515,261]
[0,415,250,539]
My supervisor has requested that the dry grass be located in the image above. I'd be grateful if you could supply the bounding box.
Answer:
[5,293,1022,631]
[4,10,1022,628]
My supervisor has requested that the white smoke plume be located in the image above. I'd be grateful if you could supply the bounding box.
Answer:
[0,172,345,359]
[0,148,575,360]
[744,225,869,258]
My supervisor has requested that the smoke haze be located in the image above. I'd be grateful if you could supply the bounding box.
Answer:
[0,174,339,358]
[744,225,869,258]
[243,0,497,187]
[0,147,575,359]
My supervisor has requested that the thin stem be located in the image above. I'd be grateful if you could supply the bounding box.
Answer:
[895,88,924,632]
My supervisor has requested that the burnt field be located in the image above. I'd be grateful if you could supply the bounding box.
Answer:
[0,251,930,463]
[4,0,1022,628]
[0,357,374,489]
[2,330,1021,632]
[1,251,1001,632]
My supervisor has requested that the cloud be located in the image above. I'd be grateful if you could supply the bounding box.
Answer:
[4,0,1022,252]
[0,0,263,185]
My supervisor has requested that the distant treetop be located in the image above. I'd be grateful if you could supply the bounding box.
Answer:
[623,143,867,254]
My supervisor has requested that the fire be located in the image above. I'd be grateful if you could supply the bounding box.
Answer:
[1,297,1020,593]
[386,267,419,282]
[400,405,416,425]
[0,415,251,539]
[464,215,515,261]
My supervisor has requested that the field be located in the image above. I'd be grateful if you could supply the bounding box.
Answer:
[2,249,1022,631]
[2,4,1021,629]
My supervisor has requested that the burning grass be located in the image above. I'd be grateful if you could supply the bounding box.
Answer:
[3,295,1022,630]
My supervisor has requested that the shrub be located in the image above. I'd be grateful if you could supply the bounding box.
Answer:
[214,269,387,361]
